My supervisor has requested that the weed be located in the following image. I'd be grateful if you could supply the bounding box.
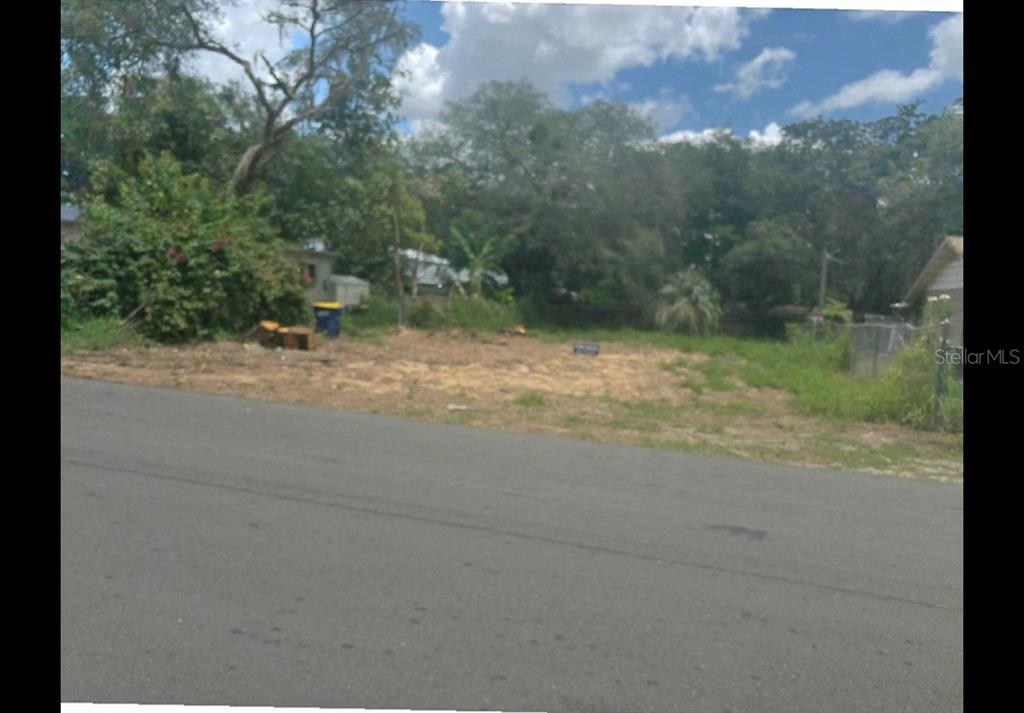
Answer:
[515,391,547,408]
[61,318,149,352]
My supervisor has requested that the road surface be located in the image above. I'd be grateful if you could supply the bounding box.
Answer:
[61,377,963,712]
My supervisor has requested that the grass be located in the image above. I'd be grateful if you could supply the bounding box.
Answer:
[602,398,685,432]
[680,377,704,394]
[61,317,149,352]
[60,315,962,479]
[698,398,765,417]
[532,325,961,434]
[350,293,521,334]
[514,391,547,408]
[445,296,522,332]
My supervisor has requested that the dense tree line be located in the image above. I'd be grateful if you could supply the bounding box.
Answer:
[62,1,962,338]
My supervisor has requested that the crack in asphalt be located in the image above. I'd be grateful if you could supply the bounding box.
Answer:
[62,457,957,613]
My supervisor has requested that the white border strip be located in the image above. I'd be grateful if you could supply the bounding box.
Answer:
[61,706,542,713]
[436,1,962,11]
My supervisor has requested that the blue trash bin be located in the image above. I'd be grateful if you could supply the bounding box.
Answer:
[313,302,342,338]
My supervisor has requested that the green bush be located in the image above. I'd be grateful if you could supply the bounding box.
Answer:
[867,300,962,432]
[654,268,723,335]
[345,292,397,330]
[445,296,521,332]
[822,298,853,324]
[719,221,816,337]
[408,298,446,329]
[61,153,309,342]
[343,294,521,333]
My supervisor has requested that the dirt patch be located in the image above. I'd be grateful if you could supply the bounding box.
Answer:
[62,330,688,408]
[61,329,963,481]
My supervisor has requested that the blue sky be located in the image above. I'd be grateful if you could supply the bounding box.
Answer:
[393,2,963,144]
[185,1,962,147]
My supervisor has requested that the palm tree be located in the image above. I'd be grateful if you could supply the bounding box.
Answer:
[655,268,723,335]
[449,226,506,299]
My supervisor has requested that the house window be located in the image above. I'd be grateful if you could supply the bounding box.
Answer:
[300,264,317,286]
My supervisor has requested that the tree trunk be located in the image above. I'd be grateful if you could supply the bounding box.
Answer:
[230,142,271,195]
[392,208,404,327]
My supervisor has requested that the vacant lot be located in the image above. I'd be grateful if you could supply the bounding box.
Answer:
[60,328,962,481]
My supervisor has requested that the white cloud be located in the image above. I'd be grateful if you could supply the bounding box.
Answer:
[659,127,733,146]
[714,47,795,99]
[182,1,291,87]
[928,13,964,81]
[631,91,694,131]
[394,3,764,124]
[844,11,915,24]
[658,120,783,149]
[408,118,445,138]
[790,13,961,118]
[790,67,943,117]
[747,121,784,148]
[395,43,448,120]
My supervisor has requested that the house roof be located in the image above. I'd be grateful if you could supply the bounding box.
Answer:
[904,235,963,304]
[400,248,509,287]
[327,274,369,286]
[286,246,340,259]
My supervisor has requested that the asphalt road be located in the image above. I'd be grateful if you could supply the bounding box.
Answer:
[60,377,963,712]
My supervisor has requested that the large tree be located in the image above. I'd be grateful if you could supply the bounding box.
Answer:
[62,0,418,195]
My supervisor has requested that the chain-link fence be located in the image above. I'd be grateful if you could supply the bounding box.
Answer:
[848,320,918,378]
[847,320,950,378]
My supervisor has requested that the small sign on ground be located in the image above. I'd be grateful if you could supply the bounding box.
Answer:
[573,342,599,356]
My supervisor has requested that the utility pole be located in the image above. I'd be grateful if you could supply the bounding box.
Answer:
[818,248,842,310]
[814,247,842,339]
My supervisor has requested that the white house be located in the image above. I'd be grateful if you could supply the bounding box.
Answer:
[285,241,369,307]
[399,248,509,295]
[61,203,82,242]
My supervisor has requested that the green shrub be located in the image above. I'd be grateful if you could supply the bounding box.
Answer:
[654,268,723,335]
[719,220,816,336]
[822,298,853,324]
[408,298,446,329]
[868,306,962,432]
[342,294,521,333]
[60,153,309,342]
[445,296,521,332]
[345,293,398,329]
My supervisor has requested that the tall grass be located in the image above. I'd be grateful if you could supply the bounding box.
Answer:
[343,293,522,335]
[405,295,521,332]
[344,293,400,329]
[532,323,962,433]
[61,317,149,352]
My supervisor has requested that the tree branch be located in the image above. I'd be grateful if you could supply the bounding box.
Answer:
[176,4,273,113]
[259,53,292,101]
[273,75,353,139]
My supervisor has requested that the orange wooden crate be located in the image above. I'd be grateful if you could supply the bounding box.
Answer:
[278,326,314,351]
